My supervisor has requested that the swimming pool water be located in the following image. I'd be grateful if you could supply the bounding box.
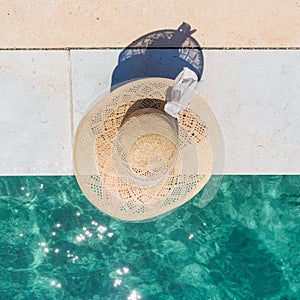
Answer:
[0,176,299,299]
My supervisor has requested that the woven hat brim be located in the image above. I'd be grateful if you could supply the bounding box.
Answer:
[73,78,220,221]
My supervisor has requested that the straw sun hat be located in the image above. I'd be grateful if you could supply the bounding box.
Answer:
[73,76,221,221]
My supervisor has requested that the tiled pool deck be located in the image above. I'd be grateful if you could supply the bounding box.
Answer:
[1,1,300,48]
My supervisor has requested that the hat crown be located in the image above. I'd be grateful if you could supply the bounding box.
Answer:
[113,108,178,184]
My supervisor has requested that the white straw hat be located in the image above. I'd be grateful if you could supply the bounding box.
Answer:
[73,77,221,221]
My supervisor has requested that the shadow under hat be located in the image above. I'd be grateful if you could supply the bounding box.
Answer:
[111,22,204,90]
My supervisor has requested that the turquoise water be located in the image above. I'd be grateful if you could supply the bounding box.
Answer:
[0,176,299,299]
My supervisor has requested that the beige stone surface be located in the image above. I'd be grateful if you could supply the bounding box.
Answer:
[1,0,300,49]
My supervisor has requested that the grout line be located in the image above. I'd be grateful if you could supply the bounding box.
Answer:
[202,47,300,50]
[68,50,75,145]
[0,47,300,51]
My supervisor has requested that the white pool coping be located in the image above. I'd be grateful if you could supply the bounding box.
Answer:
[0,50,299,175]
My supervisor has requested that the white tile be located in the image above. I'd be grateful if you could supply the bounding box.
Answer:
[0,51,72,175]
[70,50,120,129]
[71,50,300,174]
[200,50,300,174]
